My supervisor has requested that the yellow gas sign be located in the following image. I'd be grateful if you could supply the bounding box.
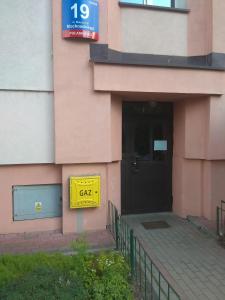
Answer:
[70,176,101,209]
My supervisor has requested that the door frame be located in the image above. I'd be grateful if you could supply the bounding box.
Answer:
[121,101,173,215]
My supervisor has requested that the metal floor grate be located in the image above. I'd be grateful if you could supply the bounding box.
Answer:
[141,220,170,230]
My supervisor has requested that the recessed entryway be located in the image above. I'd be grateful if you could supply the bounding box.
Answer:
[121,101,173,215]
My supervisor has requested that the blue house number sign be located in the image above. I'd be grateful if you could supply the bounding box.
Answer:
[62,0,99,41]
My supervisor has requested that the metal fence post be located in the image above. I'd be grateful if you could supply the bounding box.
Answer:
[130,229,135,278]
[217,206,220,236]
[115,210,119,250]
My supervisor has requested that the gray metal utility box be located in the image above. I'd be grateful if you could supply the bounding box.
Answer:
[13,184,62,221]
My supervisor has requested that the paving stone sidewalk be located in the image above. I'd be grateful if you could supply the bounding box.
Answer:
[0,229,114,254]
[124,213,225,300]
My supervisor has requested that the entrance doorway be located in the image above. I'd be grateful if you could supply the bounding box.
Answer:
[121,102,173,215]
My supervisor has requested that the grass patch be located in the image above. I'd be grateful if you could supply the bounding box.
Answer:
[0,239,133,299]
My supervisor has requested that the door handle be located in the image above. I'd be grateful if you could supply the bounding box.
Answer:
[131,158,139,173]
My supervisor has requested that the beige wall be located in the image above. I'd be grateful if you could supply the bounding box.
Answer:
[120,0,225,57]
[0,91,55,165]
[0,0,55,166]
[0,0,53,91]
[121,8,187,56]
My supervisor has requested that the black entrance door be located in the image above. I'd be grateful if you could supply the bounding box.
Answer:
[121,102,173,215]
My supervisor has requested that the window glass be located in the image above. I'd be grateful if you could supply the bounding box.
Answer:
[147,0,172,7]
[121,0,172,7]
[121,0,144,4]
[134,122,150,159]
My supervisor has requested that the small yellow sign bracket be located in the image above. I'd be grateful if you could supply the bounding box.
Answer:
[70,175,101,209]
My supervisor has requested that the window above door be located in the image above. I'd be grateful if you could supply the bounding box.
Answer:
[120,0,187,10]
[121,0,173,7]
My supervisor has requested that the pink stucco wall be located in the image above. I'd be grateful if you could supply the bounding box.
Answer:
[53,1,112,164]
[184,97,209,159]
[62,164,107,234]
[93,64,225,96]
[51,1,122,235]
[212,0,225,53]
[1,0,224,237]
[173,102,185,217]
[207,95,225,159]
[173,95,225,221]
[188,0,225,55]
[173,100,207,218]
[211,162,225,219]
[202,161,213,220]
[171,0,225,220]
[0,162,122,235]
[111,95,122,162]
[107,0,122,50]
[107,161,121,212]
[0,165,62,234]
[61,162,121,234]
[187,0,212,56]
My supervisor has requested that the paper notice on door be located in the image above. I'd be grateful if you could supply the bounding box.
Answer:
[154,140,167,151]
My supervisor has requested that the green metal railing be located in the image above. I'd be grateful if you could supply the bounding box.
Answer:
[217,200,225,243]
[107,201,181,300]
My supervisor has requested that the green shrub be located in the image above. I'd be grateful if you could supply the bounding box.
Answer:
[0,266,87,300]
[0,238,134,300]
[70,239,133,300]
[0,253,73,288]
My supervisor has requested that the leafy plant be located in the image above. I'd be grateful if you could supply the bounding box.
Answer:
[0,253,73,288]
[0,266,88,300]
[0,238,134,300]
[92,252,133,300]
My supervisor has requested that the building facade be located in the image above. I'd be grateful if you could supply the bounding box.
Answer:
[0,0,225,234]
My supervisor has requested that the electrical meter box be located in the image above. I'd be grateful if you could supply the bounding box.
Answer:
[13,184,62,221]
[70,175,101,209]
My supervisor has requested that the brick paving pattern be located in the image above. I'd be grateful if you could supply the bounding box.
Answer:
[123,213,225,300]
